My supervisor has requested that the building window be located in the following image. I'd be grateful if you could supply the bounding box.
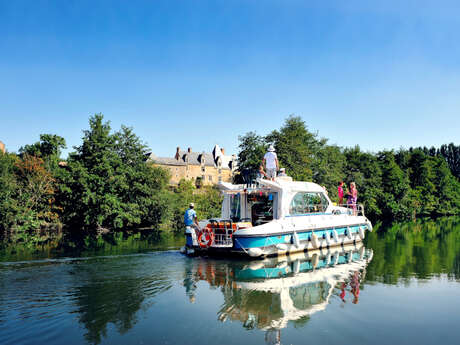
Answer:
[218,168,222,174]
[208,175,212,181]
[202,175,205,180]
[218,176,222,182]
[201,166,205,173]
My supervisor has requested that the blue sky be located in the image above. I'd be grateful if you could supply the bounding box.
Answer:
[1,0,459,157]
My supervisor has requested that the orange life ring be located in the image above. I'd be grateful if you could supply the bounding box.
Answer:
[198,229,214,248]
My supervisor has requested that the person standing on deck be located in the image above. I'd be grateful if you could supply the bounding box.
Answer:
[263,145,279,181]
[338,181,344,205]
[184,203,201,244]
[346,182,358,215]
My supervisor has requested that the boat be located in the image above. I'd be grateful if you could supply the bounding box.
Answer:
[181,176,373,258]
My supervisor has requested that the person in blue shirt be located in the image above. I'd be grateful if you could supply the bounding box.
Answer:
[184,203,200,233]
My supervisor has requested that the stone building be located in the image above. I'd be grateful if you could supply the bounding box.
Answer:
[148,145,238,186]
[0,140,5,154]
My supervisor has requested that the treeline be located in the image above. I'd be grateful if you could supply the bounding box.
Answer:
[237,115,460,221]
[1,114,458,243]
[0,114,221,243]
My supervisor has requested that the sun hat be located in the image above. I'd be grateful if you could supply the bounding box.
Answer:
[189,202,194,207]
[268,144,275,152]
[280,168,285,171]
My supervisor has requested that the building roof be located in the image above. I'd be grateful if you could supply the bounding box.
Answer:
[177,151,216,167]
[150,156,186,166]
[147,145,237,170]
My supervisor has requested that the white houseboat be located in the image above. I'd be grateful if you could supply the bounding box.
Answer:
[182,176,373,258]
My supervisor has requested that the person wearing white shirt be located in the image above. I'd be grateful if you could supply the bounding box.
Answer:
[263,145,279,180]
[278,168,287,177]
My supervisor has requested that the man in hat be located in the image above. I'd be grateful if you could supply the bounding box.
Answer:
[262,144,279,180]
[278,168,287,177]
[184,203,201,244]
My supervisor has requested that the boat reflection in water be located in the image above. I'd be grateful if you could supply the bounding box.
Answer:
[183,244,373,345]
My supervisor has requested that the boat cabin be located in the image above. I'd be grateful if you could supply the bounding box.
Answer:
[219,178,332,227]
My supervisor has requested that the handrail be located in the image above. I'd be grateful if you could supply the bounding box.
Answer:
[334,204,365,217]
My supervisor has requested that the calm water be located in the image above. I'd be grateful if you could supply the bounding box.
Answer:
[0,217,459,345]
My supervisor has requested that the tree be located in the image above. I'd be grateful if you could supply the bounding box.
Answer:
[343,146,383,220]
[19,134,66,173]
[0,152,20,235]
[236,131,266,183]
[61,114,170,231]
[312,144,346,201]
[407,150,437,216]
[265,115,322,181]
[377,151,413,220]
[438,143,460,180]
[0,152,59,239]
[432,157,460,215]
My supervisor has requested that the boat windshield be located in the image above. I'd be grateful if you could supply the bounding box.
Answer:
[289,192,329,215]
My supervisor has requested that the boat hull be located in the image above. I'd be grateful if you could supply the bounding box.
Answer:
[184,221,371,258]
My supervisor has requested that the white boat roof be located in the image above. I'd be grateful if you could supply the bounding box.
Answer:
[218,178,326,193]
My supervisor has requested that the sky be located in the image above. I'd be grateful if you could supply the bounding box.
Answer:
[1,0,459,158]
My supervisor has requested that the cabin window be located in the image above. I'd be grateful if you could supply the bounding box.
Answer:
[289,192,329,215]
[230,194,241,221]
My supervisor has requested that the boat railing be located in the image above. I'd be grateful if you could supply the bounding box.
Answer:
[209,219,233,248]
[334,204,365,217]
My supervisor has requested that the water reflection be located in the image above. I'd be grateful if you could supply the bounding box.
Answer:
[183,245,373,344]
[1,217,458,345]
[365,217,460,282]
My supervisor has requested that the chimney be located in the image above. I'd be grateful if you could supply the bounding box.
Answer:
[175,147,180,160]
[220,147,225,155]
[188,147,192,153]
[0,140,5,154]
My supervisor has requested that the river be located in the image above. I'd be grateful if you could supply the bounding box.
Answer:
[0,217,459,345]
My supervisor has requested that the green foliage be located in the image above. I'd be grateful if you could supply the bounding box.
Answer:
[236,131,266,182]
[0,152,60,241]
[1,114,224,243]
[365,217,460,282]
[0,152,20,233]
[377,151,412,219]
[312,144,346,201]
[1,113,458,248]
[343,147,383,219]
[166,179,223,232]
[236,116,459,222]
[438,143,460,180]
[60,114,171,231]
[266,115,321,181]
[20,134,66,159]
